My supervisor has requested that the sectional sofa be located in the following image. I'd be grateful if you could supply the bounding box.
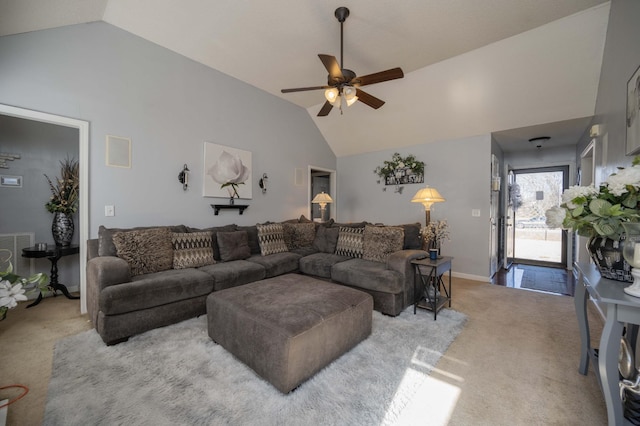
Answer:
[86,218,427,345]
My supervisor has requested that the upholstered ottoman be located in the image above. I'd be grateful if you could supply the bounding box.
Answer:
[206,273,373,393]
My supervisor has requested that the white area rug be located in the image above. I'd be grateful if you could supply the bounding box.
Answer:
[44,307,466,426]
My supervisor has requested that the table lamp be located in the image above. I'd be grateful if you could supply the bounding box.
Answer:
[312,192,333,222]
[411,185,445,225]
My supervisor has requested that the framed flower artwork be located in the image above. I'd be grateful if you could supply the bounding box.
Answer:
[203,142,252,199]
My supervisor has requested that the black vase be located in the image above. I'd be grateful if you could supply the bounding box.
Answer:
[587,236,633,283]
[52,212,74,246]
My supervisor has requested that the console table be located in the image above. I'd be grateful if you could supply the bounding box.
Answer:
[574,261,640,426]
[411,256,453,320]
[22,244,80,307]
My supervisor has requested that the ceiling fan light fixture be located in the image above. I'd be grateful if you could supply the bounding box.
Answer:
[343,86,358,106]
[324,87,339,104]
[346,95,358,107]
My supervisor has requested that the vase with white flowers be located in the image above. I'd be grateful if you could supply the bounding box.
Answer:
[545,157,640,282]
[420,220,450,254]
[0,250,48,320]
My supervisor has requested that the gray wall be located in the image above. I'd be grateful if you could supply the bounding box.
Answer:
[0,115,79,285]
[337,134,491,280]
[0,22,336,237]
[582,0,640,175]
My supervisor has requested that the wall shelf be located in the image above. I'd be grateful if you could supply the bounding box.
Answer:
[211,204,248,215]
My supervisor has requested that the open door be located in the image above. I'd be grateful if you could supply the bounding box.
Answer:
[504,167,515,269]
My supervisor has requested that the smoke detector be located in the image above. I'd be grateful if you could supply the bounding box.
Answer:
[529,136,550,148]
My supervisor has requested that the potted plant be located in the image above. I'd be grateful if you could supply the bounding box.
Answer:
[44,157,79,246]
[546,157,640,281]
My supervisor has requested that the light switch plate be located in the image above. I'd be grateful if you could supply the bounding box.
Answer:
[472,209,481,217]
[105,205,115,217]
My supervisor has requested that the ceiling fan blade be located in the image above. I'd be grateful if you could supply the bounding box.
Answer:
[281,85,329,93]
[352,68,404,87]
[356,89,385,109]
[317,101,334,116]
[318,54,344,83]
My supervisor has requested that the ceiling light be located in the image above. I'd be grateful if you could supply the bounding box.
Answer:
[324,87,339,104]
[529,136,550,148]
[343,86,358,106]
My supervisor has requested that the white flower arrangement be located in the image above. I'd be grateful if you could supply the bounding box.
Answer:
[545,158,640,239]
[0,249,47,320]
[421,220,450,250]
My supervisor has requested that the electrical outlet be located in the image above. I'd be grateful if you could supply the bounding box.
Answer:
[105,205,115,217]
[472,209,481,217]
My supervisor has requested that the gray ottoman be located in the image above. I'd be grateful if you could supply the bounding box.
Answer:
[206,273,373,393]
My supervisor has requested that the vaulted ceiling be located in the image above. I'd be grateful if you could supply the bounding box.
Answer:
[0,0,610,156]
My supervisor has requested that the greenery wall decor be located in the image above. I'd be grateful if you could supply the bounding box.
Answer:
[374,153,424,193]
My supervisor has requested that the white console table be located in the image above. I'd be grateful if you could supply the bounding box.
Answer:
[574,261,640,426]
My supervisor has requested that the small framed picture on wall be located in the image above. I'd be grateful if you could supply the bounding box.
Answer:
[625,64,640,155]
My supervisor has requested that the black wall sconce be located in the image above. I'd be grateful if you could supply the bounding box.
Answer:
[258,173,268,194]
[178,164,190,191]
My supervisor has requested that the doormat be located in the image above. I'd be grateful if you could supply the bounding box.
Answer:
[520,269,572,296]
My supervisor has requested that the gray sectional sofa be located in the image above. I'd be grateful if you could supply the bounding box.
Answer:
[86,218,427,345]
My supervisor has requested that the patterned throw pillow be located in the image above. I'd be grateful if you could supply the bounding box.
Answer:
[171,232,215,269]
[282,222,316,250]
[256,223,289,256]
[362,225,405,263]
[113,228,174,276]
[335,227,365,258]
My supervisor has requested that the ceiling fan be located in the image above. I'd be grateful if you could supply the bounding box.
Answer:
[281,7,404,117]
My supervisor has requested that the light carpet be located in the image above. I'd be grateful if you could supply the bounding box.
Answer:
[44,307,466,426]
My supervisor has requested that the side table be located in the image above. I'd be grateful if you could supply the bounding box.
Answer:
[22,244,80,307]
[411,256,453,320]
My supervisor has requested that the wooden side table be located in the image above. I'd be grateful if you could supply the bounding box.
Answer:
[22,244,80,307]
[411,256,453,320]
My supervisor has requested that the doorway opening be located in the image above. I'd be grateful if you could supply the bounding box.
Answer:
[512,165,568,268]
[0,104,89,313]
[308,166,336,222]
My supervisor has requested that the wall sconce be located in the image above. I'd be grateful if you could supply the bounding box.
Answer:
[259,173,268,194]
[178,164,190,191]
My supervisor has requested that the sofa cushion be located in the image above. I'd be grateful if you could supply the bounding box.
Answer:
[100,268,214,315]
[247,252,302,278]
[256,223,289,256]
[187,224,237,261]
[312,225,340,253]
[335,226,364,258]
[217,231,251,262]
[331,258,403,294]
[98,224,187,257]
[397,223,423,249]
[171,231,215,269]
[198,260,266,292]
[362,225,405,263]
[236,225,261,255]
[299,252,351,278]
[282,222,316,250]
[112,228,174,276]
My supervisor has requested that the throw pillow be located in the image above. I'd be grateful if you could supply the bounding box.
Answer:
[113,227,174,276]
[312,225,340,253]
[216,231,251,262]
[397,223,423,249]
[236,225,261,255]
[256,223,289,256]
[186,224,237,260]
[98,224,187,257]
[335,226,365,258]
[363,225,405,263]
[171,232,215,269]
[282,222,316,250]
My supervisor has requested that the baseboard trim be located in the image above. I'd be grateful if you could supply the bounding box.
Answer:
[451,271,490,283]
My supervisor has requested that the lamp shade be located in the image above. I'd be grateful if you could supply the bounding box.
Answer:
[324,88,339,104]
[411,186,445,210]
[312,192,334,205]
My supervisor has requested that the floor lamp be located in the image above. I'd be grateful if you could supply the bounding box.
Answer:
[411,185,445,226]
[312,192,333,222]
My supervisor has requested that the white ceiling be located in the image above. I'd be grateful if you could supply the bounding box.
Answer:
[0,0,609,156]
